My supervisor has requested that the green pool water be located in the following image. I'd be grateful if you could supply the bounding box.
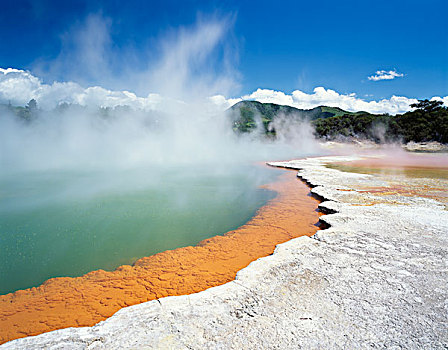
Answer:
[0,165,280,294]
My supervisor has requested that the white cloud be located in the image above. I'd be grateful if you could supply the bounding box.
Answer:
[239,87,447,115]
[1,68,447,116]
[0,68,161,110]
[368,70,404,81]
[241,88,294,106]
[209,95,241,109]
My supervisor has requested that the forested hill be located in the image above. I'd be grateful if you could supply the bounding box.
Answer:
[2,98,447,144]
[228,100,369,134]
[230,100,448,144]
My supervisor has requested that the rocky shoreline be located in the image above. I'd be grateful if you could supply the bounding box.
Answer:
[2,155,447,349]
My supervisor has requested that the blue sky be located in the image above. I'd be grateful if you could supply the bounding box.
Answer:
[0,0,447,101]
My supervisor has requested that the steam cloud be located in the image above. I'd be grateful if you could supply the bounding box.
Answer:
[0,15,322,188]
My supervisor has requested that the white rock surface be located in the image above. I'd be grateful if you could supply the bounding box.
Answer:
[404,141,448,152]
[3,156,448,349]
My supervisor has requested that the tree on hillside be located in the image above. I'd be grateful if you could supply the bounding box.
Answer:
[410,99,444,113]
[398,99,448,143]
[27,99,38,111]
[16,99,38,122]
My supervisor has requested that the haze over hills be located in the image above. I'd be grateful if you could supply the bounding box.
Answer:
[229,100,448,144]
[228,100,371,134]
[3,97,448,146]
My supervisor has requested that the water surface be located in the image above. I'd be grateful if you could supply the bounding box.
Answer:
[0,164,278,294]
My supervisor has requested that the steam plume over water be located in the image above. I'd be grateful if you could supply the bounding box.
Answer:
[0,16,325,294]
[0,16,322,177]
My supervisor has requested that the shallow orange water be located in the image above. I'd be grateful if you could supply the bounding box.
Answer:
[329,153,448,203]
[0,168,322,344]
[335,152,448,178]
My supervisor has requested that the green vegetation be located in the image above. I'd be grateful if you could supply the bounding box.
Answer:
[230,99,448,144]
[2,98,447,144]
[313,99,448,143]
[229,100,364,134]
[320,106,368,118]
[396,100,448,143]
[313,113,401,142]
[1,99,39,122]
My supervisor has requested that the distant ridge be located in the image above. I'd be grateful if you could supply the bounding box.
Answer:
[2,99,446,144]
[228,100,371,134]
[228,99,448,144]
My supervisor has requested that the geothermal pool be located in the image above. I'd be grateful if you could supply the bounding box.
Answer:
[0,165,279,295]
[327,152,448,179]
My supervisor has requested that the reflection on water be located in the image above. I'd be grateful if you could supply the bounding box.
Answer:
[0,165,279,294]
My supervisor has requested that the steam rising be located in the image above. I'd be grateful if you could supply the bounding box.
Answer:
[0,16,322,202]
[0,98,319,174]
[34,14,239,100]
